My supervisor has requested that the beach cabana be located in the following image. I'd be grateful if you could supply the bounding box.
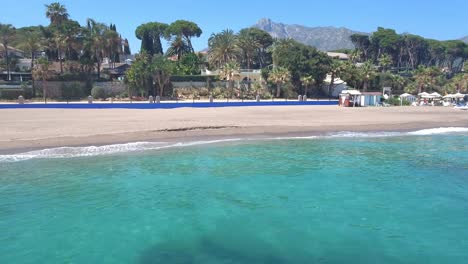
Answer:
[339,90,361,107]
[360,92,382,106]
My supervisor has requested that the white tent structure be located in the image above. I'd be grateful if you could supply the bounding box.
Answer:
[400,93,417,103]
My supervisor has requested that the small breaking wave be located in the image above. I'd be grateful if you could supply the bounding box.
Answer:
[407,127,468,135]
[0,139,242,163]
[1,127,466,163]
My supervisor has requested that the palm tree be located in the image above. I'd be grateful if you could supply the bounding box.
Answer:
[86,19,107,79]
[390,74,406,91]
[237,32,261,70]
[413,66,440,94]
[208,29,240,69]
[32,57,50,102]
[104,29,121,68]
[451,73,468,93]
[45,2,69,26]
[378,54,392,73]
[0,24,16,81]
[350,49,363,63]
[269,67,291,98]
[300,75,314,98]
[358,61,376,92]
[328,60,343,97]
[52,29,66,73]
[166,35,190,61]
[18,31,44,96]
[219,62,240,98]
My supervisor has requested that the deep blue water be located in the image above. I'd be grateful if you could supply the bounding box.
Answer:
[1,133,467,263]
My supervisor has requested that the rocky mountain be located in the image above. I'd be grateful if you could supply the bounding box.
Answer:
[253,18,368,51]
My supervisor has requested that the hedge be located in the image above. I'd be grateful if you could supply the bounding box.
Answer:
[0,89,33,100]
[170,75,220,82]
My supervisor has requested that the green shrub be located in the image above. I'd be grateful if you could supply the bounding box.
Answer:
[385,96,411,106]
[0,89,33,100]
[91,86,107,100]
[211,87,227,99]
[61,82,84,100]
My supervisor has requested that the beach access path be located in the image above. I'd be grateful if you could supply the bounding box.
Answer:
[0,106,467,153]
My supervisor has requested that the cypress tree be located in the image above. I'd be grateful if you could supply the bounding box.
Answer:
[124,39,131,55]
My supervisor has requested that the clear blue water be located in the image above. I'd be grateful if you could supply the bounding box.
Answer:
[1,133,467,263]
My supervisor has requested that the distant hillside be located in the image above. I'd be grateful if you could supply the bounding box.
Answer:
[253,18,368,51]
[461,36,468,43]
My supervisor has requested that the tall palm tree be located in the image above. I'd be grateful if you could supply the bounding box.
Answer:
[208,29,240,69]
[52,29,66,73]
[219,62,240,98]
[300,75,314,97]
[104,29,121,68]
[269,66,291,98]
[237,32,261,70]
[18,31,44,96]
[86,19,107,79]
[358,61,376,92]
[45,2,69,26]
[32,57,50,102]
[328,60,343,97]
[0,24,16,81]
[166,35,190,61]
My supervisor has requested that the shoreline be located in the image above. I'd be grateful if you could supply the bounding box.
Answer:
[1,106,467,154]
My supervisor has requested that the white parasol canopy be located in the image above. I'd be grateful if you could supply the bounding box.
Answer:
[399,93,413,97]
[429,92,442,98]
[453,92,465,98]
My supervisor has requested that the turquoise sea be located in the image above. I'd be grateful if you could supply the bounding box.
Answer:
[1,128,467,263]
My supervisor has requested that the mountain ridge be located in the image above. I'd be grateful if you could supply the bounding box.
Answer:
[253,18,468,51]
[253,18,368,51]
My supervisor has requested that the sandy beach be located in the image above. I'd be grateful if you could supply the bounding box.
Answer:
[0,105,467,153]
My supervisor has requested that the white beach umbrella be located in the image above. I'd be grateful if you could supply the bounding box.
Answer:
[453,92,465,98]
[429,92,442,98]
[399,93,412,98]
[443,94,454,99]
[418,92,430,97]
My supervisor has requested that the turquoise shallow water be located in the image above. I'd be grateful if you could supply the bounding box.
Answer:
[1,133,468,263]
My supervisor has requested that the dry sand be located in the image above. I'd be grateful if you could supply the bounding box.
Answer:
[0,106,467,153]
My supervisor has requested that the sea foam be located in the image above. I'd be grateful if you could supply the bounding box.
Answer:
[1,127,466,163]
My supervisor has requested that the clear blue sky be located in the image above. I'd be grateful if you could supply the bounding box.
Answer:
[2,0,467,53]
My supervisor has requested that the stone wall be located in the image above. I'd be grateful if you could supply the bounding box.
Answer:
[94,81,127,96]
[34,81,87,99]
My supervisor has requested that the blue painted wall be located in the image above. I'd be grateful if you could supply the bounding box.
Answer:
[0,101,338,109]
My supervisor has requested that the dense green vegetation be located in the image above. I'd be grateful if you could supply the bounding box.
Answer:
[1,2,467,101]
